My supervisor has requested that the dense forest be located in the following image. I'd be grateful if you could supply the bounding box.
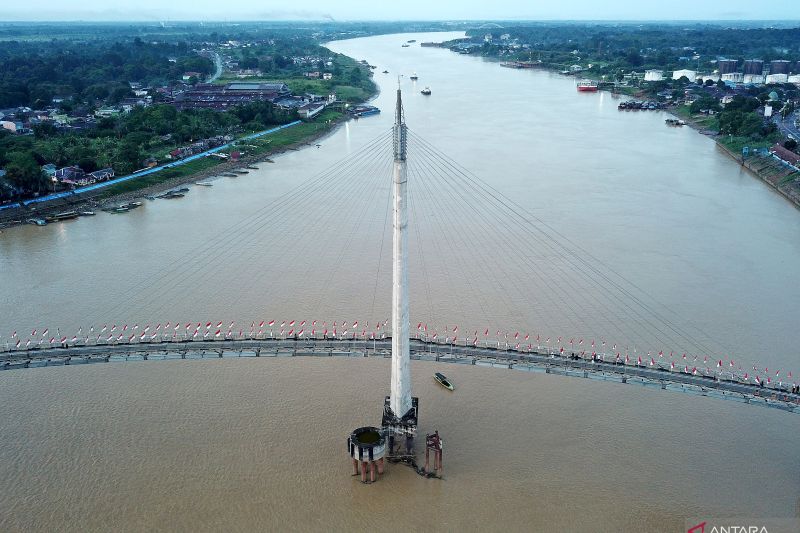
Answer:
[0,39,213,108]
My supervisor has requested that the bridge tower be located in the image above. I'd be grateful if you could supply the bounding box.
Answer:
[382,88,418,452]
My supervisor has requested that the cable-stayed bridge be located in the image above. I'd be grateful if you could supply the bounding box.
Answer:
[2,89,798,414]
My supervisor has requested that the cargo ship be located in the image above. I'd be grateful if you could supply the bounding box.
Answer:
[576,80,599,92]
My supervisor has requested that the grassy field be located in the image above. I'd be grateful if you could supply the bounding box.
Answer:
[719,135,775,154]
[670,105,719,130]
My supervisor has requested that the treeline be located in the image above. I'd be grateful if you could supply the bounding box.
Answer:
[0,39,213,109]
[0,102,296,200]
[233,39,375,95]
[468,24,800,73]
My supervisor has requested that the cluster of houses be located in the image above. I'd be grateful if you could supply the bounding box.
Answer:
[173,81,336,119]
[303,71,333,80]
[167,135,233,160]
[49,165,115,187]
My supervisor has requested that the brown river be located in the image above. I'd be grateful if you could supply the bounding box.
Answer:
[1,32,799,532]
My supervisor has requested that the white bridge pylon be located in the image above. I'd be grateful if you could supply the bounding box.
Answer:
[390,88,412,419]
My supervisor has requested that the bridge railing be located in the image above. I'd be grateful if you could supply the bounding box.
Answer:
[2,335,798,410]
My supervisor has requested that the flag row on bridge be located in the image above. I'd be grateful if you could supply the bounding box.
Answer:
[2,320,797,390]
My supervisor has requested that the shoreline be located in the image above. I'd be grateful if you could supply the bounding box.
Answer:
[0,112,355,230]
[483,49,800,211]
[670,109,800,210]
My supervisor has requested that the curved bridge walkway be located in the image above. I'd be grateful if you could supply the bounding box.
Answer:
[2,337,798,414]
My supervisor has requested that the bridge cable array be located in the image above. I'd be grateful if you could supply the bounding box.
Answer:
[75,124,753,366]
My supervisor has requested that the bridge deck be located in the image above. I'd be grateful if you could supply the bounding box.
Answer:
[2,338,797,414]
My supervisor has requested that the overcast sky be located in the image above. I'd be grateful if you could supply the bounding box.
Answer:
[1,0,799,22]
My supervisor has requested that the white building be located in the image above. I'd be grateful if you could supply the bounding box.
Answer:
[743,74,765,84]
[672,69,697,82]
[765,73,788,84]
[788,74,800,85]
[721,72,743,83]
[644,69,663,81]
[764,105,773,118]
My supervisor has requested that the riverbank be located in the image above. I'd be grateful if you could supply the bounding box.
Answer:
[668,106,800,210]
[0,110,354,230]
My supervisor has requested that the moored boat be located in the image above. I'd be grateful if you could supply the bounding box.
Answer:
[410,72,418,80]
[576,79,599,92]
[46,211,80,222]
[421,87,432,95]
[434,372,454,391]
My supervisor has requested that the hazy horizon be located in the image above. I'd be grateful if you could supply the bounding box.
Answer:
[2,0,799,23]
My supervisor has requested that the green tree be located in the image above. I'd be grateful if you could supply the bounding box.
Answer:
[4,152,48,193]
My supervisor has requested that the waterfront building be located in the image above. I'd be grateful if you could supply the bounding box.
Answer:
[717,59,739,74]
[788,74,800,85]
[672,69,697,82]
[743,59,764,75]
[770,143,800,167]
[644,69,663,81]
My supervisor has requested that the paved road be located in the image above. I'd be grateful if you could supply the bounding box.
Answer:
[208,52,223,83]
[774,110,800,140]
